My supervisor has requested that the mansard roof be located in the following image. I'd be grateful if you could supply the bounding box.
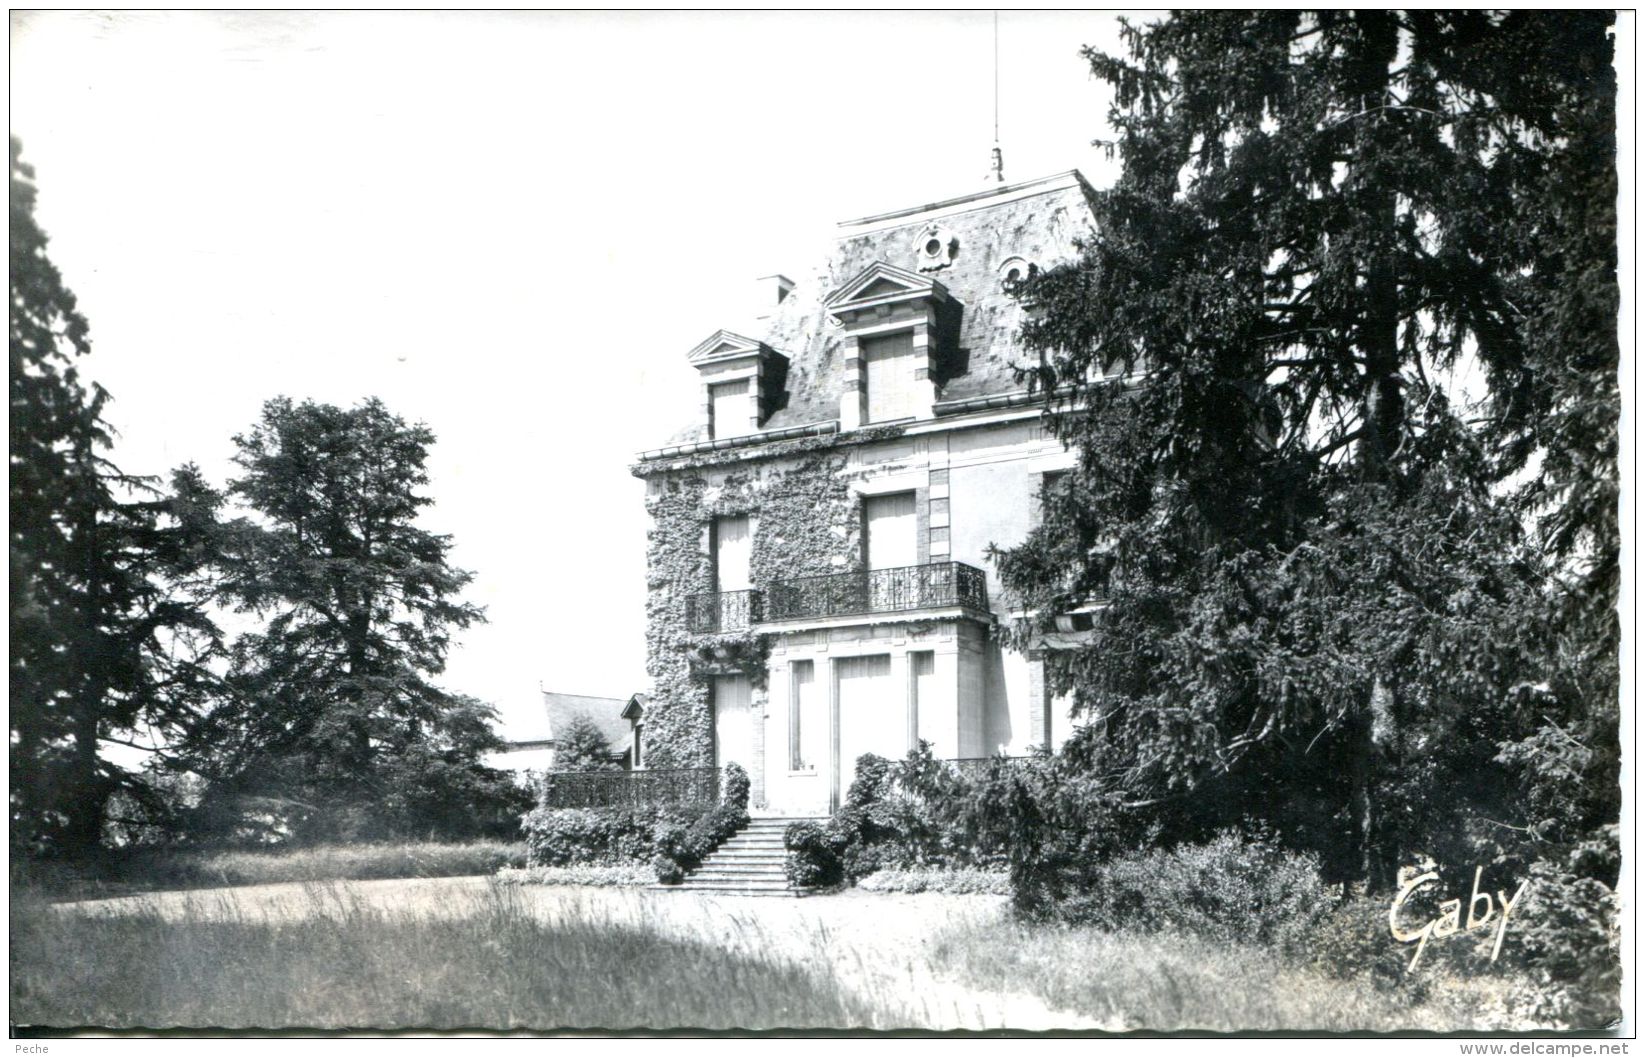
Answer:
[654,170,1099,448]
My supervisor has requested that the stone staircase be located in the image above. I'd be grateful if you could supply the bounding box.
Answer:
[658,816,828,896]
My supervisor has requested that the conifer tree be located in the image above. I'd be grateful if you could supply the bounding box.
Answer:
[999,12,1618,886]
[555,713,622,772]
[183,397,508,840]
[10,139,222,853]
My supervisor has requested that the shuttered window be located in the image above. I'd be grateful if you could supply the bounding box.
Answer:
[863,331,918,423]
[864,492,918,571]
[713,674,752,773]
[709,378,750,439]
[713,514,752,592]
[835,654,896,798]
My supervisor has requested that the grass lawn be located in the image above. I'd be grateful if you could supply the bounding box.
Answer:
[14,877,1544,1033]
[11,883,907,1031]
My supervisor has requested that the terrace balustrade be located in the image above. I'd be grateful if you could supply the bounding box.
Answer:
[539,766,720,809]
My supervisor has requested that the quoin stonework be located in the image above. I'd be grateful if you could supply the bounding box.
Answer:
[632,171,1103,814]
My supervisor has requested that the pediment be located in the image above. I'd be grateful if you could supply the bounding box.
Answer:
[687,329,765,364]
[825,262,944,310]
[857,277,910,300]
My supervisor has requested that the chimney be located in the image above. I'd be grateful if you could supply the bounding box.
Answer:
[754,274,795,322]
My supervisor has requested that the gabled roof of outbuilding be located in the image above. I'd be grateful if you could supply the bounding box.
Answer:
[535,690,631,750]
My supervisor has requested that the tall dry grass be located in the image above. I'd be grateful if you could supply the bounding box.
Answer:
[931,917,1532,1032]
[11,883,909,1031]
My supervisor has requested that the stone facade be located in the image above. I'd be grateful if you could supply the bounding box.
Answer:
[631,172,1099,813]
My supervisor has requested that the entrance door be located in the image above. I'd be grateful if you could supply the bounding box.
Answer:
[834,654,895,807]
[712,674,751,774]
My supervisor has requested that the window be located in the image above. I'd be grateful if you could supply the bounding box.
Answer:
[908,651,934,753]
[1040,470,1070,525]
[790,660,821,771]
[863,492,917,571]
[862,331,918,423]
[708,378,751,439]
[632,724,643,769]
[712,514,752,592]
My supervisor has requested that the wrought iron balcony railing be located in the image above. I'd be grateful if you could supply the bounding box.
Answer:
[765,561,989,622]
[684,589,763,633]
[540,766,720,809]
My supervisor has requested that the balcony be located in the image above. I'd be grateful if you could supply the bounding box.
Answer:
[684,589,763,633]
[765,561,989,622]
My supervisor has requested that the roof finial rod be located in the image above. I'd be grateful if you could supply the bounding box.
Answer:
[987,11,1005,184]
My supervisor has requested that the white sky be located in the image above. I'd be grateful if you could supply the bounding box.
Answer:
[9,10,1140,740]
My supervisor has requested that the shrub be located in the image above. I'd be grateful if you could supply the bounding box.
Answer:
[1498,843,1622,1029]
[684,804,750,878]
[651,819,690,884]
[824,756,904,882]
[1303,892,1429,994]
[647,766,752,884]
[844,754,892,807]
[858,867,1010,895]
[652,855,685,886]
[882,743,1019,869]
[494,864,655,887]
[784,821,843,889]
[521,763,757,884]
[651,803,749,885]
[778,748,1020,890]
[722,762,750,810]
[1050,829,1335,948]
[522,806,680,867]
[686,804,749,858]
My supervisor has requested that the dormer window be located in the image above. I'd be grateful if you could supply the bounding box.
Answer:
[621,693,647,770]
[686,330,788,442]
[824,262,958,430]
